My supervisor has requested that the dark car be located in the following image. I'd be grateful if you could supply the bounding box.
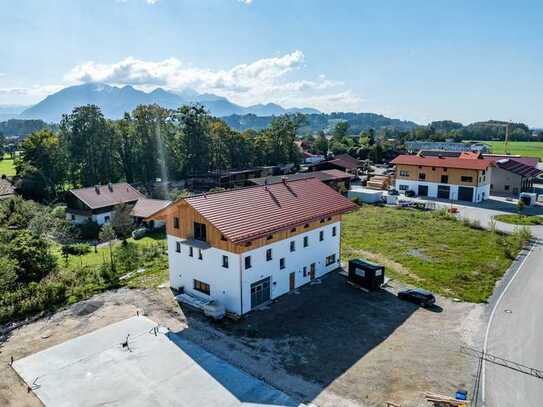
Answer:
[404,190,416,198]
[398,288,436,307]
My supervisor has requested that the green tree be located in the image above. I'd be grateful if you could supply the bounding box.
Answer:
[110,203,135,240]
[313,131,329,155]
[99,223,117,272]
[59,105,119,187]
[332,121,349,142]
[169,104,211,177]
[15,129,67,201]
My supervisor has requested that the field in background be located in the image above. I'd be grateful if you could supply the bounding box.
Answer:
[0,154,16,176]
[480,140,543,159]
[342,205,527,302]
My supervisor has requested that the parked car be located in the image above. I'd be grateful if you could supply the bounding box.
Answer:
[131,227,147,240]
[398,288,436,307]
[405,190,416,198]
[388,189,400,196]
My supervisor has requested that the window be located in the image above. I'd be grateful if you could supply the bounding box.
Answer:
[245,256,252,269]
[104,215,110,223]
[326,254,336,266]
[504,185,510,191]
[482,170,486,175]
[399,170,409,177]
[266,234,273,240]
[461,176,473,183]
[290,241,295,252]
[279,258,285,269]
[432,167,436,171]
[443,168,447,172]
[303,266,307,277]
[220,235,227,241]
[71,214,76,220]
[198,249,203,260]
[304,223,309,228]
[173,217,180,229]
[194,222,207,242]
[319,231,324,241]
[320,218,325,223]
[193,279,210,295]
[222,255,229,268]
[266,248,272,261]
[245,241,252,247]
[332,226,337,237]
[176,242,181,253]
[441,175,449,184]
[327,217,332,221]
[399,184,409,191]
[189,246,194,257]
[290,228,296,233]
[303,236,309,247]
[418,173,426,180]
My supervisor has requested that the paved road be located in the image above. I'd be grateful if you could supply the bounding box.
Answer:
[440,199,543,406]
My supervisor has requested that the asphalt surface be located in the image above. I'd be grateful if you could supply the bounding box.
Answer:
[434,198,543,407]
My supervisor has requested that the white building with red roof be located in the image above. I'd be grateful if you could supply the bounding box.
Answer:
[148,178,357,315]
[391,153,494,202]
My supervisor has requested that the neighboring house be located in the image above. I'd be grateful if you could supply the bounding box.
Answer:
[391,154,493,202]
[130,198,171,229]
[482,154,540,168]
[248,169,354,193]
[405,141,490,154]
[147,178,357,315]
[308,154,361,174]
[0,178,16,200]
[487,158,541,197]
[66,182,145,225]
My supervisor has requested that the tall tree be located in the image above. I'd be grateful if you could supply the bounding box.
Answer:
[15,129,66,201]
[332,121,349,142]
[59,105,119,187]
[313,131,329,155]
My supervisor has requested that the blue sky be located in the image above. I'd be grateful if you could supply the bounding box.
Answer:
[1,0,542,126]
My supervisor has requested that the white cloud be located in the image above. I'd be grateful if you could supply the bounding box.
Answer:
[64,51,363,112]
[238,0,253,4]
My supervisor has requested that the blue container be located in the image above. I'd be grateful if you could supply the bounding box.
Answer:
[455,389,468,400]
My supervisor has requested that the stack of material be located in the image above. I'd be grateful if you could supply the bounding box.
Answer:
[366,175,391,190]
[424,392,470,406]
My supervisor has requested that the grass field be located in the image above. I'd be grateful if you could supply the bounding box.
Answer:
[0,154,16,176]
[342,206,528,302]
[479,141,543,160]
[494,214,543,225]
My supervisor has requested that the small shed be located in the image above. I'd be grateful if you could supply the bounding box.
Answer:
[348,259,385,291]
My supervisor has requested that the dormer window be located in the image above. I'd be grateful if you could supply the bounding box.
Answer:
[194,222,207,242]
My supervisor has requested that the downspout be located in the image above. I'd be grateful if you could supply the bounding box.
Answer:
[239,253,243,316]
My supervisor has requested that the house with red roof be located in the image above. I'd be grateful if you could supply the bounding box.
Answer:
[147,178,357,315]
[390,153,494,202]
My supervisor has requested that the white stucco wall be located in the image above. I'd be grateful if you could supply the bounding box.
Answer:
[394,180,489,203]
[66,212,91,225]
[166,221,341,315]
[167,235,242,314]
[66,211,113,225]
[93,211,113,225]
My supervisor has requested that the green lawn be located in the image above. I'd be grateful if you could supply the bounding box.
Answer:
[342,206,528,302]
[494,214,543,225]
[0,154,16,176]
[479,141,543,160]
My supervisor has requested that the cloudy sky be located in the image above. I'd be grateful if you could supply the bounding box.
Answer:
[1,0,542,126]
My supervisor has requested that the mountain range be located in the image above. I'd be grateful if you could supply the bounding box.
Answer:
[20,83,320,123]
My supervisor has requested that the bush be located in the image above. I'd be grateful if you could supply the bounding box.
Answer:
[351,197,362,205]
[79,220,100,240]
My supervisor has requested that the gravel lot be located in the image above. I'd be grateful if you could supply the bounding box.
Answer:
[1,273,484,407]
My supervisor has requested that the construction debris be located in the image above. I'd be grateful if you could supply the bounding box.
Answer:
[424,392,470,406]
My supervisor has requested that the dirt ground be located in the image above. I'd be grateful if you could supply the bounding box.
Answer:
[1,272,484,407]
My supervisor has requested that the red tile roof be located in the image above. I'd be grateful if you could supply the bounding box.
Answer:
[391,155,493,170]
[327,154,361,170]
[165,178,357,244]
[130,198,171,218]
[69,182,145,210]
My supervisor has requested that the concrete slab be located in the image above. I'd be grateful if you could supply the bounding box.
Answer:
[13,316,299,407]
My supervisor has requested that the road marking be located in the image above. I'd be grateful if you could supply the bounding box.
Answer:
[481,243,536,406]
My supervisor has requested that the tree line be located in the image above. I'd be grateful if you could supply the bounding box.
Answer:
[15,104,303,201]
